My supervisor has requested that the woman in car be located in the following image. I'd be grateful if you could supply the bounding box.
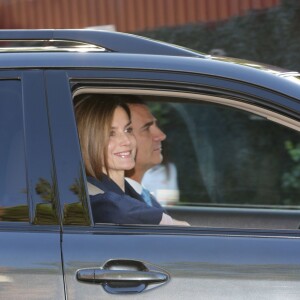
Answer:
[74,94,188,225]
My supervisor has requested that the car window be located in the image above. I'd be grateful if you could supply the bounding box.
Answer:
[0,80,28,222]
[73,91,300,229]
[144,100,300,209]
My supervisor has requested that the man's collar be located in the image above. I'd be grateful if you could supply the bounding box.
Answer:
[125,177,143,194]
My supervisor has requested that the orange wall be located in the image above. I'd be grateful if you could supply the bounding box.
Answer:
[1,0,280,32]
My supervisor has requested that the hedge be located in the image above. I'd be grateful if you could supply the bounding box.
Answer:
[137,0,300,72]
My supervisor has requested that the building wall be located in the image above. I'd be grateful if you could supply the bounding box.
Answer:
[0,0,280,32]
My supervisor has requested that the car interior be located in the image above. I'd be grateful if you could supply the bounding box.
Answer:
[73,88,300,230]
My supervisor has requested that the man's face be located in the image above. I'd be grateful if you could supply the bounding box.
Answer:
[129,104,166,174]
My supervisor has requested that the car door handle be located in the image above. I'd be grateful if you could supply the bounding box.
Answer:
[76,259,170,294]
[77,269,168,283]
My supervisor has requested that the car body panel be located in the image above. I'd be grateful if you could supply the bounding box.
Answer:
[0,226,64,300]
[68,68,300,121]
[45,70,91,226]
[62,227,300,300]
[0,52,299,99]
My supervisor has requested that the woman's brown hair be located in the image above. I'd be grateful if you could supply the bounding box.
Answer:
[74,94,131,180]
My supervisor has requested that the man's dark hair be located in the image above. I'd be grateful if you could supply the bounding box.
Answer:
[122,94,146,105]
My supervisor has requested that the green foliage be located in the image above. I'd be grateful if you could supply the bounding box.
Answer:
[35,177,56,203]
[137,0,300,71]
[63,202,90,225]
[34,175,59,224]
[0,205,28,222]
[66,168,90,225]
[282,141,300,189]
[148,102,171,127]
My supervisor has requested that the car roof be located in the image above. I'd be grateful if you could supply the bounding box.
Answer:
[0,29,204,57]
[0,29,299,100]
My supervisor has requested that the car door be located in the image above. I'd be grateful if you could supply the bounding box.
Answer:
[46,68,300,300]
[0,70,64,299]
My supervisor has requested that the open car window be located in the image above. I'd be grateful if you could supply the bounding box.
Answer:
[73,90,300,230]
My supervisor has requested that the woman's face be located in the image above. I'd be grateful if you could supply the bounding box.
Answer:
[106,106,136,173]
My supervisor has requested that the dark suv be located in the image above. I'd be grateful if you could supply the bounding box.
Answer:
[1,30,300,299]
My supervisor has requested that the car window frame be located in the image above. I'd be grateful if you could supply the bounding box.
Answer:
[46,68,300,235]
[0,70,60,228]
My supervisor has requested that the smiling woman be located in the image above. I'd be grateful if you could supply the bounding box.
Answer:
[74,94,189,226]
[74,95,134,186]
[107,106,136,188]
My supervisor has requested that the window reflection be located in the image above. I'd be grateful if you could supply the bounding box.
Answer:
[0,81,28,222]
[34,176,59,224]
[63,168,90,225]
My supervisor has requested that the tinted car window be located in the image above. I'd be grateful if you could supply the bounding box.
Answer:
[144,100,300,209]
[0,80,28,222]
